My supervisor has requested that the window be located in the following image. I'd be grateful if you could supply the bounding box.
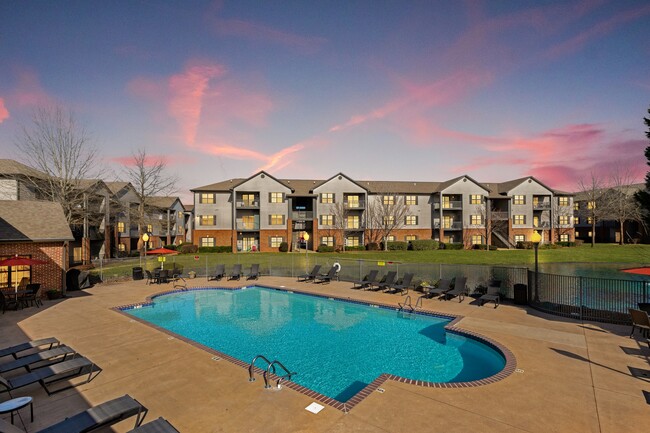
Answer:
[118,243,126,252]
[470,215,482,225]
[146,224,153,233]
[269,214,285,225]
[513,215,525,225]
[386,235,395,242]
[532,196,539,206]
[514,234,525,243]
[587,201,596,210]
[559,197,569,206]
[574,203,580,211]
[321,236,334,247]
[346,236,360,247]
[383,215,394,225]
[442,196,451,209]
[73,247,83,263]
[199,193,214,204]
[471,235,483,245]
[346,215,359,229]
[178,211,183,218]
[200,215,216,226]
[270,236,284,247]
[513,195,525,205]
[320,215,334,226]
[443,216,453,229]
[470,195,483,205]
[200,237,215,247]
[588,231,592,237]
[405,215,417,225]
[533,216,539,227]
[560,234,569,242]
[117,222,125,233]
[346,195,360,208]
[320,193,334,204]
[241,215,256,229]
[405,195,417,205]
[575,217,580,224]
[241,194,256,207]
[587,217,593,224]
[575,231,580,237]
[405,235,417,241]
[269,192,284,203]
[559,215,569,225]
[383,195,394,205]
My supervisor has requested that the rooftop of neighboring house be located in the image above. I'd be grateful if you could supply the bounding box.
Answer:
[0,200,74,242]
[148,196,184,210]
[0,159,49,179]
[572,183,644,201]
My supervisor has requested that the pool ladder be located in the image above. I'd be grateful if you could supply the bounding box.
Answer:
[249,355,297,389]
[398,295,424,312]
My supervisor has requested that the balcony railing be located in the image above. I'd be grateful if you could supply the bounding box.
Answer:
[491,211,509,220]
[236,201,259,209]
[236,221,260,230]
[343,201,365,209]
[533,202,551,210]
[291,211,314,220]
[436,222,463,230]
[441,201,462,209]
[534,222,551,229]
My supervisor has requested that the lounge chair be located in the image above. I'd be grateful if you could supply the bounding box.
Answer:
[208,264,226,281]
[314,266,337,284]
[373,271,397,292]
[229,264,242,280]
[247,264,260,280]
[0,338,60,360]
[441,277,467,302]
[386,273,414,295]
[0,356,97,395]
[478,280,502,308]
[297,265,321,282]
[629,308,650,338]
[0,345,76,374]
[128,417,180,433]
[425,279,452,298]
[351,270,379,289]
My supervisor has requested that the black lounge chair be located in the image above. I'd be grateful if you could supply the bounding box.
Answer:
[247,264,260,280]
[0,345,76,374]
[0,338,60,360]
[351,270,379,289]
[0,356,97,395]
[442,277,468,302]
[314,266,337,284]
[229,264,242,280]
[208,264,226,281]
[424,279,452,298]
[298,265,321,282]
[128,417,180,433]
[629,308,650,338]
[387,273,414,295]
[479,280,502,308]
[373,271,397,292]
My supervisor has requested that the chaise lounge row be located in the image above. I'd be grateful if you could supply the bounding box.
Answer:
[208,264,260,281]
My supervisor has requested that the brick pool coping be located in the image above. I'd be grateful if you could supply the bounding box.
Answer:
[112,284,517,413]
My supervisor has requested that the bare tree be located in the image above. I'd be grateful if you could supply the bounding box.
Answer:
[122,149,178,252]
[576,173,610,247]
[552,196,574,243]
[605,166,644,245]
[365,194,408,250]
[330,202,350,252]
[475,200,509,250]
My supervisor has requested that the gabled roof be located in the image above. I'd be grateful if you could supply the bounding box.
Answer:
[358,180,441,194]
[437,175,490,193]
[313,172,368,192]
[148,196,184,210]
[234,170,295,193]
[491,176,558,195]
[191,178,246,192]
[0,200,74,242]
[105,181,131,194]
[0,159,49,179]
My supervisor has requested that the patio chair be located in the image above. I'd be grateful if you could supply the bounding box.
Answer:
[0,291,19,314]
[0,337,60,360]
[20,284,42,308]
[229,264,242,280]
[0,345,76,374]
[629,308,650,338]
[0,356,97,396]
[128,417,180,433]
[351,270,379,290]
[297,265,321,282]
[314,266,337,284]
[208,264,226,281]
[386,273,414,295]
[441,276,468,302]
[158,270,170,284]
[247,264,260,280]
[372,271,397,292]
[478,280,502,308]
[424,279,452,299]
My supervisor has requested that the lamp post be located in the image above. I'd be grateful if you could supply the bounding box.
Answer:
[142,232,150,271]
[303,232,310,273]
[531,230,542,302]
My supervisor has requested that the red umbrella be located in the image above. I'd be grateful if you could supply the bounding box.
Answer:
[0,255,47,292]
[146,248,178,255]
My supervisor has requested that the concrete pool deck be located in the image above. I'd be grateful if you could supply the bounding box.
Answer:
[0,276,648,432]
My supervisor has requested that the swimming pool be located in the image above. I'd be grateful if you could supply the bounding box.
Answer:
[122,286,508,404]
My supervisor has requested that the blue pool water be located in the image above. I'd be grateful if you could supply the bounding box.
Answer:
[125,287,506,403]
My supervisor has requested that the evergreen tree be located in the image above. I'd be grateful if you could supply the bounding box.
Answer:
[634,106,650,225]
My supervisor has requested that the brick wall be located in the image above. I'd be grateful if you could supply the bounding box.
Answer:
[192,230,233,250]
[259,229,291,252]
[0,242,66,292]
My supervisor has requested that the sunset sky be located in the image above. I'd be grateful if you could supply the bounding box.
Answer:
[1,1,649,202]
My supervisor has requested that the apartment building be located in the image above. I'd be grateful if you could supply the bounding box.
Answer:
[191,171,575,252]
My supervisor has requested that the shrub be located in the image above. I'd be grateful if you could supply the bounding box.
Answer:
[163,244,177,250]
[198,246,231,253]
[344,246,366,252]
[473,244,497,251]
[516,241,533,250]
[387,241,408,251]
[180,244,199,254]
[317,244,335,253]
[278,242,289,252]
[410,239,440,250]
[129,250,140,257]
[366,242,380,251]
[442,243,464,250]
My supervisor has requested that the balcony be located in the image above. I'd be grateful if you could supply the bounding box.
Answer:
[236,200,259,209]
[291,211,314,220]
[343,201,365,209]
[236,220,260,231]
[533,202,551,210]
[534,222,551,229]
[440,201,462,210]
[491,211,509,220]
[434,222,463,230]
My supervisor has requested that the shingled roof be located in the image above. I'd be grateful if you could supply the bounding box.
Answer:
[0,200,74,242]
[0,159,48,179]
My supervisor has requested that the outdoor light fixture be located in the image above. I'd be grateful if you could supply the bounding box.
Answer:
[531,230,542,302]
[303,232,310,272]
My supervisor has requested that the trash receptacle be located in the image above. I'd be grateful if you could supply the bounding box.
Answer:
[132,267,143,281]
[514,283,527,305]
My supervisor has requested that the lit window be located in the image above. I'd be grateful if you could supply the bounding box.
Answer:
[386,235,395,242]
[118,243,126,252]
[346,236,360,247]
[560,234,569,242]
[146,224,153,233]
[471,235,482,245]
[443,216,453,229]
[241,194,256,207]
[320,193,334,204]
[405,215,417,225]
[117,222,125,233]
[346,195,360,208]
[270,192,284,203]
[321,236,334,246]
[73,247,83,263]
[587,201,596,210]
[588,231,592,237]
[470,195,483,205]
[200,193,215,204]
[270,236,283,247]
[200,237,215,247]
[575,217,580,224]
[574,203,579,211]
[320,215,334,226]
[405,235,417,241]
[587,217,593,224]
[442,196,451,209]
[559,197,569,206]
[559,215,569,225]
[533,216,539,227]
[241,215,256,229]
[346,215,360,229]
[470,215,482,225]
[514,234,525,243]
[513,215,525,225]
[383,195,394,205]
[383,216,394,225]
[269,214,284,225]
[405,195,417,205]
[200,215,216,226]
[513,195,525,205]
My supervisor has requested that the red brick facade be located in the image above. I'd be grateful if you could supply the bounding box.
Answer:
[0,242,67,292]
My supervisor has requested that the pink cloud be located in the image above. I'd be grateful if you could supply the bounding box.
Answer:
[7,65,55,108]
[194,140,305,173]
[0,98,9,123]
